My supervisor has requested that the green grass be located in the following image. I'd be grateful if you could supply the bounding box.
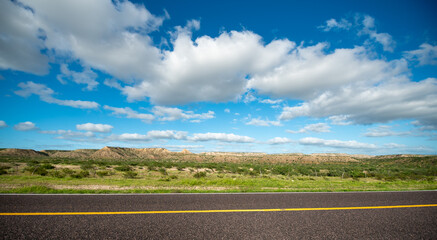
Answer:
[0,155,436,193]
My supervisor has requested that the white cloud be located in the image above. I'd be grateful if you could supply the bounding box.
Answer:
[57,64,98,90]
[76,123,113,133]
[320,14,395,52]
[19,0,165,80]
[104,105,214,123]
[188,133,255,143]
[267,137,293,145]
[279,78,437,127]
[246,117,282,127]
[224,108,230,113]
[104,105,155,123]
[411,120,437,131]
[404,43,437,66]
[328,115,353,126]
[41,129,187,142]
[15,81,99,109]
[360,15,395,52]
[14,121,38,131]
[259,99,283,104]
[122,30,293,104]
[147,130,188,140]
[0,0,49,75]
[364,125,411,137]
[0,120,7,128]
[40,129,95,139]
[248,44,406,100]
[299,137,377,149]
[151,106,215,122]
[319,18,351,31]
[115,133,149,141]
[287,123,331,134]
[113,130,187,142]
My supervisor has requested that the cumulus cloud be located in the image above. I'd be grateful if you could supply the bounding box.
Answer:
[104,105,155,123]
[76,123,113,133]
[57,64,98,90]
[364,125,411,137]
[18,0,165,80]
[360,15,395,52]
[320,14,395,52]
[4,2,435,131]
[122,30,293,104]
[0,0,49,75]
[248,44,405,100]
[287,123,331,134]
[279,78,437,127]
[328,115,353,126]
[299,137,377,149]
[14,121,38,131]
[259,99,283,104]
[188,133,255,143]
[0,120,7,128]
[40,129,95,139]
[15,81,99,109]
[267,137,293,145]
[104,105,214,123]
[404,43,437,66]
[319,18,352,31]
[151,106,214,122]
[246,118,282,127]
[113,130,187,142]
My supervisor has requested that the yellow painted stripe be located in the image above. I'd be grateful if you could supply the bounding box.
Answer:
[1,204,436,216]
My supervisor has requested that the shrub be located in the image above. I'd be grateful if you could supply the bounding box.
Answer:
[123,171,138,179]
[25,165,48,176]
[159,168,168,175]
[50,170,66,178]
[193,171,207,178]
[0,166,11,175]
[71,170,90,179]
[41,163,55,169]
[114,165,132,172]
[148,166,157,171]
[80,163,95,170]
[61,168,75,175]
[96,170,110,177]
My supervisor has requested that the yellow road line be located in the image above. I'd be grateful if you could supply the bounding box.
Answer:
[1,204,436,216]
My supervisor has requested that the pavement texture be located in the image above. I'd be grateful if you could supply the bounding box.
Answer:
[1,191,436,239]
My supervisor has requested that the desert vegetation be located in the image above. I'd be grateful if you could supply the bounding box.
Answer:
[0,147,435,193]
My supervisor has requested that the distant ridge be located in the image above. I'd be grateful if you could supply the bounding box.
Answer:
[0,147,433,162]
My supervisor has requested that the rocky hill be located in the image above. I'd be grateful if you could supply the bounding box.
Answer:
[0,147,433,163]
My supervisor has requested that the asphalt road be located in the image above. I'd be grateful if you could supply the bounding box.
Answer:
[1,191,436,239]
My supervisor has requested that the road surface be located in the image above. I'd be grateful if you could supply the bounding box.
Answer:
[1,191,436,239]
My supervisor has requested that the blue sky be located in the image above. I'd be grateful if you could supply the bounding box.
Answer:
[0,0,436,154]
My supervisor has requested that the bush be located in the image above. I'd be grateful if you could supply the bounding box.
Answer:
[96,170,110,177]
[41,163,55,169]
[80,163,95,170]
[25,165,48,176]
[71,170,90,179]
[114,165,132,172]
[0,166,11,175]
[123,171,138,179]
[159,168,168,175]
[193,171,207,178]
[61,168,75,175]
[50,170,66,178]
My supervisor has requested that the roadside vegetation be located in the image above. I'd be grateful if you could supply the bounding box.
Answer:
[0,155,435,193]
